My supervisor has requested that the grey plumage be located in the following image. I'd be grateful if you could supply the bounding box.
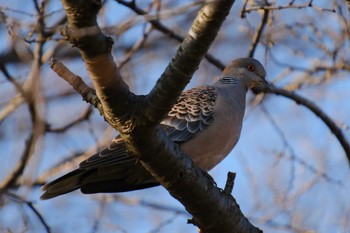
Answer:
[41,57,268,200]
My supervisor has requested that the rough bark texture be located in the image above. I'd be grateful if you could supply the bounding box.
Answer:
[59,0,262,232]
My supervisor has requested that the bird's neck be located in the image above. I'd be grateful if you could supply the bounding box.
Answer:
[215,78,247,118]
[216,76,239,85]
[215,76,248,92]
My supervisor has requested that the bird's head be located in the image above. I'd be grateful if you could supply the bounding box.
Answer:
[220,58,269,90]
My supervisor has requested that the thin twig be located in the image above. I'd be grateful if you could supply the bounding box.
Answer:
[240,0,250,18]
[0,64,25,123]
[119,23,153,68]
[115,0,225,70]
[99,194,189,215]
[149,213,180,233]
[0,65,36,191]
[0,127,35,191]
[46,106,93,133]
[0,95,24,123]
[49,58,104,115]
[224,172,236,195]
[261,104,342,187]
[260,104,296,193]
[244,3,335,14]
[269,85,350,166]
[5,192,51,233]
[248,7,269,58]
[90,196,106,233]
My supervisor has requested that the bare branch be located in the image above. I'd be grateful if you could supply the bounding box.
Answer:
[119,23,153,68]
[243,2,335,14]
[247,7,269,58]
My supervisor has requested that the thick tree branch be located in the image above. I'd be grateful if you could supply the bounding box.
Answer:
[144,0,234,123]
[60,0,132,131]
[58,0,263,232]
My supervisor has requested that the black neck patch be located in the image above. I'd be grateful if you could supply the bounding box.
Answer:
[218,77,238,85]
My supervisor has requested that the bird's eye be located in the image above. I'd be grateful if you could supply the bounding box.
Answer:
[247,64,255,72]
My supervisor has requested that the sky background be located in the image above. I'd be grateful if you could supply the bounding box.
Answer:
[0,0,350,232]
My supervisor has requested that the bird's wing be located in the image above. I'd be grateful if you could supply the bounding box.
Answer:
[79,85,217,170]
[161,85,217,142]
[79,136,134,170]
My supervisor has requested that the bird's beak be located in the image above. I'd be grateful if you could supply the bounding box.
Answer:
[261,78,272,91]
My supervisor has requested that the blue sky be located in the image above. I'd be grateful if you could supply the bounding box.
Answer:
[0,0,349,232]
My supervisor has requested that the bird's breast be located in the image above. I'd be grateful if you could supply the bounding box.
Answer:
[180,88,245,171]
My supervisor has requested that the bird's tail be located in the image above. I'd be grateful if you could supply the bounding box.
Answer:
[40,169,87,200]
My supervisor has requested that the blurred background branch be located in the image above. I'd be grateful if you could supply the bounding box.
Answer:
[0,0,349,232]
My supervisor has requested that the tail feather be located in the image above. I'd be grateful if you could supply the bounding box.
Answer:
[40,163,159,199]
[40,169,88,200]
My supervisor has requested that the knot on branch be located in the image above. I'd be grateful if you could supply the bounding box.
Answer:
[61,26,114,57]
[62,0,102,27]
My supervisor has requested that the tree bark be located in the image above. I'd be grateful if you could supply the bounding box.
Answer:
[58,0,262,232]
